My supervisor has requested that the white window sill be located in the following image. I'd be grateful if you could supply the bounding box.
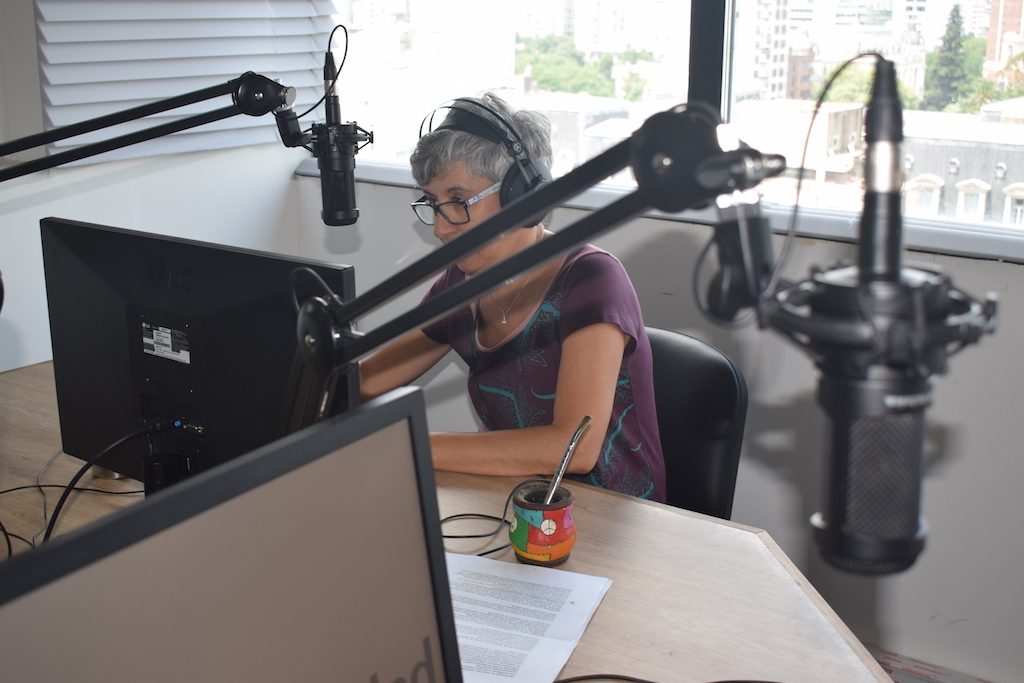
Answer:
[298,157,1024,265]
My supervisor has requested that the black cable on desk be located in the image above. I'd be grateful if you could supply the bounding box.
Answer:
[0,483,144,555]
[0,483,145,497]
[8,531,32,550]
[554,676,653,682]
[440,477,548,557]
[42,421,170,543]
[30,450,61,545]
[0,518,12,559]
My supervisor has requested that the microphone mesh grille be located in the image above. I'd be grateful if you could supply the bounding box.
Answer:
[820,410,925,574]
[845,412,922,538]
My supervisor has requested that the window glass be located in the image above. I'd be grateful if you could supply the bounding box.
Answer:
[1011,196,1024,223]
[334,0,691,184]
[729,0,1024,231]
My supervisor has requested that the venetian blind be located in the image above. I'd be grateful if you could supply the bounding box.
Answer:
[35,0,335,161]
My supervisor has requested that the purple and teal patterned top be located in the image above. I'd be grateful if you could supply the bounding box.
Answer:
[422,244,666,502]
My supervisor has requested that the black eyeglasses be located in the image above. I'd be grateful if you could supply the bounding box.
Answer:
[411,182,500,226]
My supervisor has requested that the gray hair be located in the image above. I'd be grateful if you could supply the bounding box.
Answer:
[411,92,552,188]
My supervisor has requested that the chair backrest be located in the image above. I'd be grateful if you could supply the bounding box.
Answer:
[646,326,748,520]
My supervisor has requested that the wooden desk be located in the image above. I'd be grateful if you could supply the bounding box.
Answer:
[0,362,142,550]
[0,362,888,682]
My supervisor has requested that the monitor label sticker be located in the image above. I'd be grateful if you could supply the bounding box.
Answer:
[142,323,191,364]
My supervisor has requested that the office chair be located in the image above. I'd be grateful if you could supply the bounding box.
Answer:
[646,326,748,520]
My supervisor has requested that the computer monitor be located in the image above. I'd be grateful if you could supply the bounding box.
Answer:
[0,386,462,682]
[39,217,357,486]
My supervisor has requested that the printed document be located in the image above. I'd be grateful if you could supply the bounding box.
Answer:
[446,552,612,683]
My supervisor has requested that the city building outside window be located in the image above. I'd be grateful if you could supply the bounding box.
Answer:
[330,0,1024,245]
[955,178,990,220]
[731,0,1024,235]
[906,173,944,217]
[1002,182,1024,223]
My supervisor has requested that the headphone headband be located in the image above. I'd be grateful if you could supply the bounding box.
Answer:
[433,107,505,146]
[418,95,552,224]
[424,97,531,161]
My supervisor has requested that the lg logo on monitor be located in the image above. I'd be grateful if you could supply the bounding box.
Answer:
[147,257,193,291]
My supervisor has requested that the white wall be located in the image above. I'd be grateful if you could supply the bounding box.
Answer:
[288,178,1022,683]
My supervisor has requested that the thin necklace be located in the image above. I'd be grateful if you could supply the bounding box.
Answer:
[490,275,532,324]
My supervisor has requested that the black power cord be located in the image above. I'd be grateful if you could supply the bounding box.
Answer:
[0,483,144,497]
[556,676,665,682]
[440,477,548,557]
[42,420,172,543]
[0,518,11,559]
[0,483,144,558]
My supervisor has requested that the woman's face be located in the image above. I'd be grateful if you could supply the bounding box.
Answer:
[421,160,505,276]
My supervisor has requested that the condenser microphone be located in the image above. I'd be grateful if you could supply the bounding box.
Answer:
[755,55,996,574]
[808,57,928,574]
[316,51,359,226]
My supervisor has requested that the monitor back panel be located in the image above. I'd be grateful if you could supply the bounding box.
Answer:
[39,217,356,480]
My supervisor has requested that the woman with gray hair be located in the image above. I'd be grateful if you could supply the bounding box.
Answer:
[359,93,665,501]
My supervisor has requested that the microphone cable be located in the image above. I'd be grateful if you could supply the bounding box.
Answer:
[288,265,346,314]
[760,51,883,305]
[295,24,350,121]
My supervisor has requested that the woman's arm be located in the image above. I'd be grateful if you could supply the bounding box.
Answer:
[429,321,628,476]
[358,328,451,401]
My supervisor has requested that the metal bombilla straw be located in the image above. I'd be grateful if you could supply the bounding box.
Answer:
[544,415,592,505]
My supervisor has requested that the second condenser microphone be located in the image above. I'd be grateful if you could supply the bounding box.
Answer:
[756,55,996,574]
[314,51,371,226]
[809,57,927,574]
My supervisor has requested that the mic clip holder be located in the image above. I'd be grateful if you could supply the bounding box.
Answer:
[768,261,998,380]
[311,120,374,152]
[274,102,374,153]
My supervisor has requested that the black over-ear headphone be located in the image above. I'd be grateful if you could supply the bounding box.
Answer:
[421,97,552,210]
